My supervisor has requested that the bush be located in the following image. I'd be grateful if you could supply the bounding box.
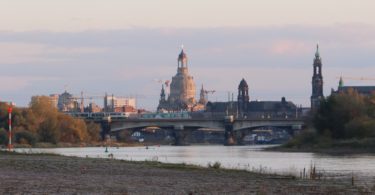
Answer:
[0,129,8,146]
[332,138,375,149]
[86,122,101,142]
[283,130,319,148]
[38,117,59,144]
[15,130,37,146]
[208,161,221,169]
[344,117,375,139]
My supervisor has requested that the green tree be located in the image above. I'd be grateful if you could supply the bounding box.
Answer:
[344,117,375,138]
[314,89,372,139]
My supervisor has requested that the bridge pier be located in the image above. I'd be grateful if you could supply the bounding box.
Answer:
[224,125,236,145]
[224,116,236,146]
[172,125,190,146]
[100,117,111,141]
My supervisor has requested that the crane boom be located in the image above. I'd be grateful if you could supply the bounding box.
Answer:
[337,76,375,81]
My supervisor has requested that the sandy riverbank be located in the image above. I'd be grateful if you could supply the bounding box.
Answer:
[0,151,371,194]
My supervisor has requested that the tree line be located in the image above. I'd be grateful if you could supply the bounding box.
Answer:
[0,96,101,146]
[286,89,375,149]
[314,89,375,139]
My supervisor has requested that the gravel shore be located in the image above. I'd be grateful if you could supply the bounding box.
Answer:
[0,152,371,194]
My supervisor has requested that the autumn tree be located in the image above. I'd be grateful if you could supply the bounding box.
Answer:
[314,89,375,139]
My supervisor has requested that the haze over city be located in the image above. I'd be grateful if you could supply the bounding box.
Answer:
[1,0,375,110]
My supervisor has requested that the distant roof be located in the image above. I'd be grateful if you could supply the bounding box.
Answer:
[206,100,296,112]
[338,86,375,95]
[248,101,296,112]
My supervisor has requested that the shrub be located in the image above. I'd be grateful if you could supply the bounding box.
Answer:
[0,129,8,145]
[208,161,221,169]
[283,130,318,148]
[15,130,37,146]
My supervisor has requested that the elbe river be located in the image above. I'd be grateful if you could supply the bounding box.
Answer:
[15,145,375,182]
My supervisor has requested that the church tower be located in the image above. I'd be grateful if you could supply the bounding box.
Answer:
[162,47,196,111]
[157,84,167,111]
[311,44,324,110]
[238,78,249,116]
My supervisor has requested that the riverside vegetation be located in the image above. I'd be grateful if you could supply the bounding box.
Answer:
[283,89,375,152]
[0,96,102,147]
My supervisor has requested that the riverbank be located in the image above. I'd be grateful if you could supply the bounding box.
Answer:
[267,145,375,155]
[269,137,375,154]
[8,141,146,148]
[0,151,371,194]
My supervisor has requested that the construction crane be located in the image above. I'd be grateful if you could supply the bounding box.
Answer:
[154,79,171,95]
[204,90,215,101]
[154,79,170,87]
[336,76,375,81]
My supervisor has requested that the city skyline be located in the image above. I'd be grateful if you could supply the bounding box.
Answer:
[1,1,375,110]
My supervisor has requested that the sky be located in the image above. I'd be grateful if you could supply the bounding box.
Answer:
[1,0,375,110]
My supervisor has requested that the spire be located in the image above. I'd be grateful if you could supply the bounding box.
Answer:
[199,84,207,105]
[160,84,166,101]
[339,76,344,88]
[315,44,320,58]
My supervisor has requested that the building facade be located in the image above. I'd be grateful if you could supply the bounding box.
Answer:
[104,94,136,112]
[205,78,301,119]
[57,91,79,112]
[49,94,59,108]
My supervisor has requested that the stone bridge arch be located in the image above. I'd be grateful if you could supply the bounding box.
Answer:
[109,119,225,132]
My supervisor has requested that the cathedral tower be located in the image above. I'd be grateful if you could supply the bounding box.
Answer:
[165,48,196,110]
[311,44,324,110]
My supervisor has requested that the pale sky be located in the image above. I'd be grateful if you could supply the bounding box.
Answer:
[0,1,375,110]
[1,0,375,31]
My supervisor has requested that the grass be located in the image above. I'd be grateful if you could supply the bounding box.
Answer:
[271,129,375,154]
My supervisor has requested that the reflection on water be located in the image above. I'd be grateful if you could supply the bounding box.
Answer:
[15,145,375,181]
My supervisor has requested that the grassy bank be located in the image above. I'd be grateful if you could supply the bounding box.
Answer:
[271,130,375,154]
[0,150,373,194]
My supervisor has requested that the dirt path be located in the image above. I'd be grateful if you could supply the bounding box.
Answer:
[0,152,371,194]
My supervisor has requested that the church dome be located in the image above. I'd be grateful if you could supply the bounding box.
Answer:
[238,78,248,88]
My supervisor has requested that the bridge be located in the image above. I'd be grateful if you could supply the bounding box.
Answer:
[98,116,305,145]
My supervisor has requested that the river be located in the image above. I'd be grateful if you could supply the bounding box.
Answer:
[15,145,375,182]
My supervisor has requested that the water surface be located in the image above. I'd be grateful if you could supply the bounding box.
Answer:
[16,145,375,181]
